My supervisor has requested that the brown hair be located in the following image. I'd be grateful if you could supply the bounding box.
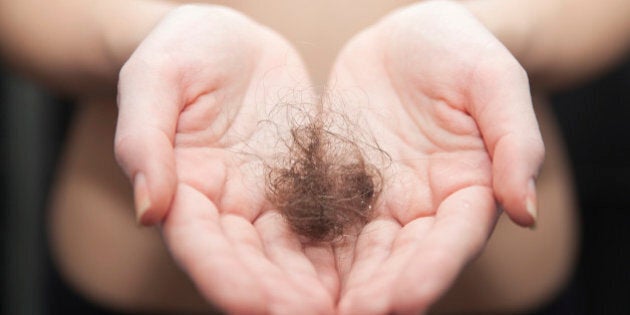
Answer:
[265,110,383,243]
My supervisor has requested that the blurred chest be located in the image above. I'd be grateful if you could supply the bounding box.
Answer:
[176,0,415,82]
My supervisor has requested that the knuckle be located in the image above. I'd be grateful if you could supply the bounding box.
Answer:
[113,133,137,162]
[532,138,546,164]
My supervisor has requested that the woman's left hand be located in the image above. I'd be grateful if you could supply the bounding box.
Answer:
[326,2,544,313]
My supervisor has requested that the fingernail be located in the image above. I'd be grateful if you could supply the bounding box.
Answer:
[134,173,151,224]
[526,178,538,229]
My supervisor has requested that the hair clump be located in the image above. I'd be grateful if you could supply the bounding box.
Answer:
[266,111,383,243]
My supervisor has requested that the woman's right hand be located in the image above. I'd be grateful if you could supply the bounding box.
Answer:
[114,5,336,314]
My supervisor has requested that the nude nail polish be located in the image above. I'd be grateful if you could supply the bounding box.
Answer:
[134,173,151,224]
[526,178,538,229]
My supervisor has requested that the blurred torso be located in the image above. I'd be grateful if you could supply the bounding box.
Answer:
[49,1,578,313]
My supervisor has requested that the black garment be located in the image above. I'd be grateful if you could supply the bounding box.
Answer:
[550,58,630,314]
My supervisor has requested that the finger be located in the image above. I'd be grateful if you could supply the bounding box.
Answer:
[220,214,304,314]
[254,211,337,313]
[339,217,400,294]
[221,213,333,315]
[468,57,544,227]
[390,185,497,313]
[115,58,182,225]
[337,217,431,315]
[304,245,339,300]
[162,184,266,314]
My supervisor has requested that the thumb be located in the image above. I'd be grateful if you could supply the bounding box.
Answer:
[469,58,545,227]
[115,59,181,225]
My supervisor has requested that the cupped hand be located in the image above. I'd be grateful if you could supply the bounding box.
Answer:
[114,5,336,314]
[326,1,544,314]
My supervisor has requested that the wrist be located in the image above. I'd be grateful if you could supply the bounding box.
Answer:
[459,0,536,63]
[97,0,177,82]
[460,0,574,87]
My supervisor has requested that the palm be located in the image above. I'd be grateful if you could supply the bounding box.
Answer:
[162,47,337,315]
[328,3,533,314]
[116,3,542,314]
[116,6,335,314]
[163,56,335,315]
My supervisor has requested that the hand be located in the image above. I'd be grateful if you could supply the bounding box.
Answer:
[114,5,335,314]
[326,1,544,313]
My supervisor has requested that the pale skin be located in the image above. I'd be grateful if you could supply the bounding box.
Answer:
[117,6,337,314]
[329,3,541,313]
[115,2,542,314]
[1,0,629,314]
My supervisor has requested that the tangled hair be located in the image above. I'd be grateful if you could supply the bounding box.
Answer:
[266,109,383,243]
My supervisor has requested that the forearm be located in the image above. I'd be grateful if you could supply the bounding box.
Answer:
[462,0,630,90]
[0,0,174,96]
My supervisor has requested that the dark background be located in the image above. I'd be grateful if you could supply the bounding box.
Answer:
[549,59,630,314]
[1,58,629,314]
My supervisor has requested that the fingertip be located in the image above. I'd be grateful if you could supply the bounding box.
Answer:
[133,172,152,225]
[526,178,538,225]
[134,169,176,226]
[492,135,542,228]
[137,205,164,226]
[116,130,177,226]
[499,177,538,228]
